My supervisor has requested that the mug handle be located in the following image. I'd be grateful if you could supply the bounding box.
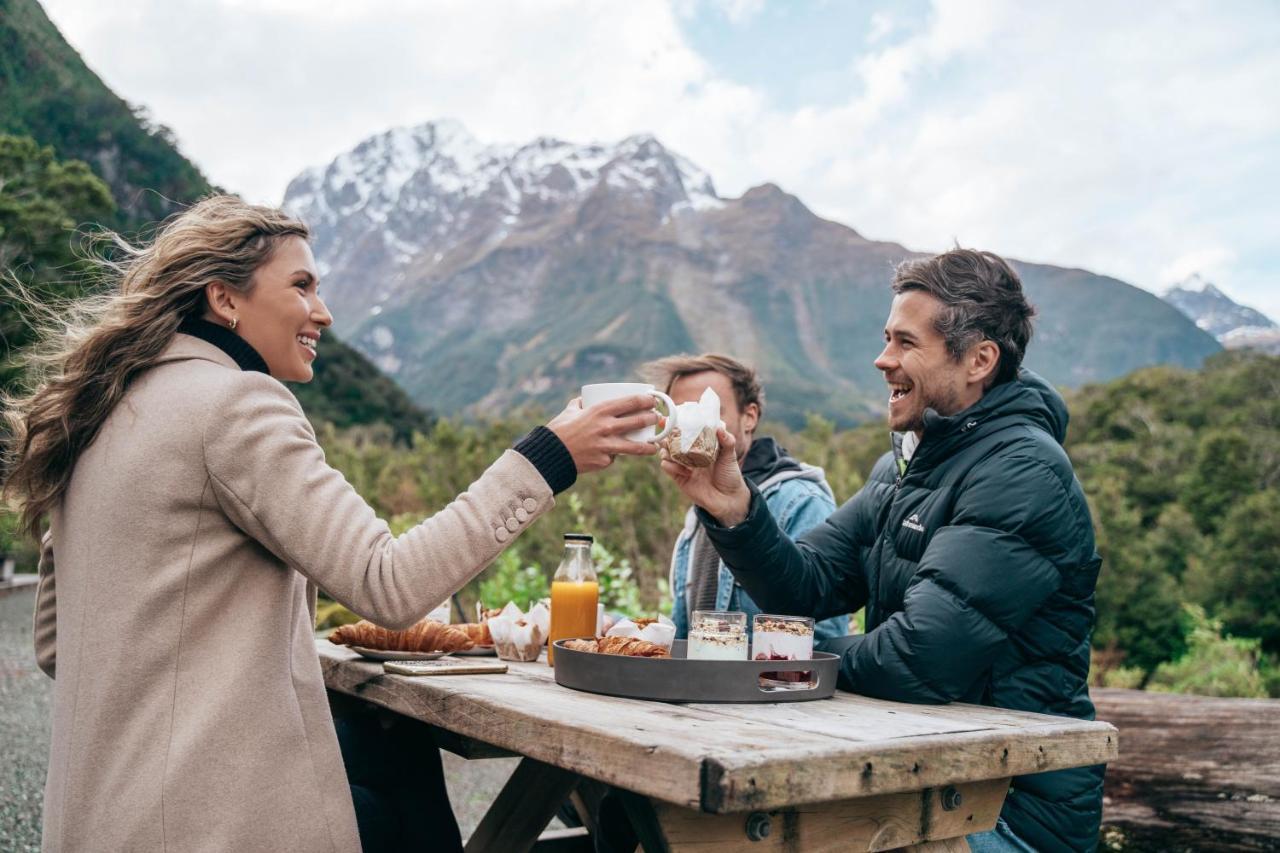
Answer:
[649,391,676,442]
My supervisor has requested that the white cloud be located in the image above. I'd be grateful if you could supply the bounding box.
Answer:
[866,12,894,44]
[722,0,766,25]
[39,0,1280,319]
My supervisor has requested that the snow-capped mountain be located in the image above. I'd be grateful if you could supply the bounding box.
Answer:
[1163,274,1276,338]
[282,120,1220,424]
[284,120,720,337]
[1163,275,1279,354]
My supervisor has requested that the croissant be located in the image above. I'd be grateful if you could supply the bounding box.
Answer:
[596,636,671,658]
[458,622,492,645]
[561,639,600,654]
[329,619,474,653]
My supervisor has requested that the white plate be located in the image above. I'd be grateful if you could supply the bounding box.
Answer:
[348,646,447,662]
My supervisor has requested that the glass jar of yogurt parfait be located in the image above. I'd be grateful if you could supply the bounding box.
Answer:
[752,614,815,688]
[687,610,749,661]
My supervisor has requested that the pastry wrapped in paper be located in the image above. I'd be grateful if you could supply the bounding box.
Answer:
[606,618,642,640]
[640,616,676,650]
[659,387,722,468]
[605,614,675,651]
[486,601,544,661]
[527,601,551,640]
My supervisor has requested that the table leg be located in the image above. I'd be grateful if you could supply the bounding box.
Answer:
[464,757,583,853]
[615,778,1005,852]
[568,779,610,838]
[616,790,670,853]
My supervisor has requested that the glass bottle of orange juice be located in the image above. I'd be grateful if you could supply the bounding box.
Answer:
[548,533,598,665]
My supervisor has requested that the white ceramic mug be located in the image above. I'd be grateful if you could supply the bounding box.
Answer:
[580,382,676,443]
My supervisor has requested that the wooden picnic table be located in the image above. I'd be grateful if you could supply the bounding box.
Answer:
[318,641,1117,852]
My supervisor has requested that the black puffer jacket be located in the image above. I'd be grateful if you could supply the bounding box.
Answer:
[702,371,1105,852]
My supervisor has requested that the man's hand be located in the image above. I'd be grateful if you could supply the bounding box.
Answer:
[660,426,752,526]
[547,394,660,473]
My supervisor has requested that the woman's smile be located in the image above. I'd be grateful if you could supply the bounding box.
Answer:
[297,332,319,360]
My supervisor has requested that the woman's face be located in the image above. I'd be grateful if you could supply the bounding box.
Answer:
[235,237,332,382]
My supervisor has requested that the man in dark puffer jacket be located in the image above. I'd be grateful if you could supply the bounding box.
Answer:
[661,248,1105,852]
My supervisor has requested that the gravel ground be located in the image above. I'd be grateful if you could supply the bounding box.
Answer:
[0,587,532,847]
[0,586,51,853]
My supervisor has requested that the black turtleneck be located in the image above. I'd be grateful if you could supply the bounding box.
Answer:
[177,316,269,374]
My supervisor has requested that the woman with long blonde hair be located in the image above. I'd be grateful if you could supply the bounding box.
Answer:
[3,194,658,852]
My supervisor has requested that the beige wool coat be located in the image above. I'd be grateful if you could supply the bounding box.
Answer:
[32,334,555,852]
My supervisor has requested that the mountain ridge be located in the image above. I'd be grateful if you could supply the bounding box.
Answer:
[285,121,1222,427]
[1163,274,1279,356]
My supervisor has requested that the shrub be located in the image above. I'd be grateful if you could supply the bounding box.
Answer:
[1146,605,1269,698]
[1100,666,1145,690]
[314,599,360,631]
[477,548,549,611]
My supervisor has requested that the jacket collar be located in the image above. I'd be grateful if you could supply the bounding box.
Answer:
[897,368,1069,476]
[168,317,270,374]
[740,436,802,485]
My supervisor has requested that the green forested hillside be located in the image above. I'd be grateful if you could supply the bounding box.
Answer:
[0,0,432,439]
[0,134,113,388]
[1068,352,1279,686]
[0,0,211,229]
[0,131,432,435]
[294,341,436,444]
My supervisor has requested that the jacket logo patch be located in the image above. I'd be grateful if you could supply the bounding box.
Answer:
[902,513,925,532]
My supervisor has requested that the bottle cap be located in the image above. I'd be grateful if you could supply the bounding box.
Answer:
[563,533,594,543]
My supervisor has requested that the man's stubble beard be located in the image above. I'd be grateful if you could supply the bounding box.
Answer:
[894,375,965,434]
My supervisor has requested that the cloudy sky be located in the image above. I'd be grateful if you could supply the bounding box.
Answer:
[42,0,1280,319]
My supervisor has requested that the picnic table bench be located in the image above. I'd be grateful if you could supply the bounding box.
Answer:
[319,641,1117,852]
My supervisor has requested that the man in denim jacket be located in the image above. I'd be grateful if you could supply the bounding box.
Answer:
[644,354,847,641]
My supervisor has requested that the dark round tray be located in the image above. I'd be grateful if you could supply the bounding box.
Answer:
[552,639,839,703]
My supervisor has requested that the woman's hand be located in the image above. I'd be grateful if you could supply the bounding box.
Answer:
[660,427,752,527]
[547,394,660,473]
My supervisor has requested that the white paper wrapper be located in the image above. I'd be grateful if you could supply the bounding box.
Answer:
[487,601,544,661]
[677,388,721,452]
[660,387,722,467]
[606,618,642,639]
[606,617,674,651]
[527,601,550,639]
[639,622,676,649]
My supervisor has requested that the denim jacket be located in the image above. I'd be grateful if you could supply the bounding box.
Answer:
[669,466,847,641]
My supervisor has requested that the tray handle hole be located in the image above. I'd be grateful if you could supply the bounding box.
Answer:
[758,670,816,691]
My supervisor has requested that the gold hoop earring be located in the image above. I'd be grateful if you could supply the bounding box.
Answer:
[228,317,238,331]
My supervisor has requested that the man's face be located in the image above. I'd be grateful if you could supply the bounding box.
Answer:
[669,370,758,461]
[874,290,973,434]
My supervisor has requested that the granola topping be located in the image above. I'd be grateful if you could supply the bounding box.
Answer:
[689,629,747,648]
[754,617,814,636]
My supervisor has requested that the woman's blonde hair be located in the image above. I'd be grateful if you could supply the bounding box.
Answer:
[2,194,309,540]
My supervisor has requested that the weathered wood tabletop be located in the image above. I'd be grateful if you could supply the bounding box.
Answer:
[318,641,1117,852]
